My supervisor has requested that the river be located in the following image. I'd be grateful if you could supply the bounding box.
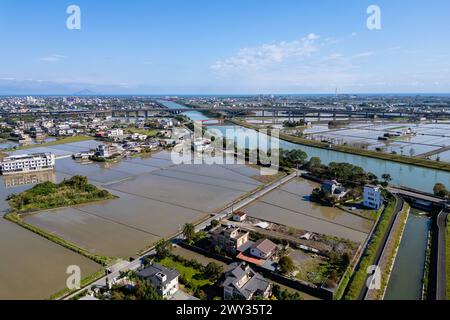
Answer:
[159,100,450,193]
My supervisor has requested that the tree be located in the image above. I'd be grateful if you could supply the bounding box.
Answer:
[182,223,196,244]
[278,256,295,275]
[381,173,392,187]
[280,149,308,168]
[204,262,224,282]
[433,183,448,198]
[155,239,172,259]
[210,219,220,228]
[305,157,322,171]
[133,279,163,300]
[109,279,162,300]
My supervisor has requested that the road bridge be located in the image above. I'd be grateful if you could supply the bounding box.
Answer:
[2,107,450,120]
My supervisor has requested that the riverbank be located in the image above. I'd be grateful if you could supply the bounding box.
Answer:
[343,195,399,300]
[367,203,410,300]
[384,209,432,300]
[228,119,450,173]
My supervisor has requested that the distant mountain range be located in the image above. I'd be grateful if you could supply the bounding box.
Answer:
[72,89,98,96]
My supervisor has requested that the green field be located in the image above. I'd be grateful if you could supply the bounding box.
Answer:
[157,256,212,289]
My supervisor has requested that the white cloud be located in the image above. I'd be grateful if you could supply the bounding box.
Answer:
[40,54,66,62]
[210,34,320,72]
[353,51,375,58]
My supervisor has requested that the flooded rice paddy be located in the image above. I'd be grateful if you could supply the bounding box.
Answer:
[245,118,450,163]
[242,178,373,243]
[20,151,264,258]
[0,140,267,298]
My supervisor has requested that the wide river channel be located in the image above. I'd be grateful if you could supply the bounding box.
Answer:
[160,100,450,193]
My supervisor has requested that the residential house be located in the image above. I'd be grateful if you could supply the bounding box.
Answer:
[249,239,277,259]
[210,226,250,255]
[321,180,346,199]
[232,211,247,222]
[137,263,180,298]
[222,262,272,300]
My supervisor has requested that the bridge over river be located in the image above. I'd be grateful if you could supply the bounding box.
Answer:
[2,106,450,120]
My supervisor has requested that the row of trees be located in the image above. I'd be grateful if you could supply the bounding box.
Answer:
[282,120,306,128]
[304,157,384,188]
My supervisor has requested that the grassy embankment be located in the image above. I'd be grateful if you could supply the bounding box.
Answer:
[374,203,410,300]
[8,135,93,151]
[422,228,432,300]
[333,206,386,300]
[228,119,450,173]
[447,221,450,300]
[341,196,398,300]
[4,176,118,266]
[48,269,106,300]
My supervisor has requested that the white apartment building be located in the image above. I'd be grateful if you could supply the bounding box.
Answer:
[107,129,124,138]
[363,185,383,209]
[0,153,55,175]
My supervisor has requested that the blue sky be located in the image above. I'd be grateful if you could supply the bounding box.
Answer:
[0,0,449,94]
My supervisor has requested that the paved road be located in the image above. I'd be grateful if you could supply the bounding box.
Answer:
[436,209,449,300]
[63,171,297,300]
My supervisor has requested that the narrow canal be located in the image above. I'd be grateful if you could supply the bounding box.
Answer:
[159,100,450,193]
[384,209,431,300]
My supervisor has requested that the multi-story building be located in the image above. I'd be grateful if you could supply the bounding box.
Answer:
[95,144,121,158]
[222,262,272,300]
[363,185,383,209]
[0,153,55,175]
[210,226,250,255]
[137,263,179,298]
[107,129,124,139]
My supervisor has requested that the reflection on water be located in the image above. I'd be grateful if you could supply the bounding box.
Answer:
[206,124,450,193]
[159,99,450,194]
[19,152,264,258]
[243,178,373,243]
[3,171,56,189]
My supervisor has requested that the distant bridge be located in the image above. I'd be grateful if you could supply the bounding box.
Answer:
[1,107,450,120]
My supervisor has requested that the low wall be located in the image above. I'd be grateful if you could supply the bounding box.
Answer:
[179,242,334,300]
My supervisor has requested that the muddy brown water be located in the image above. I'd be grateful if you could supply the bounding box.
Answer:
[242,178,373,243]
